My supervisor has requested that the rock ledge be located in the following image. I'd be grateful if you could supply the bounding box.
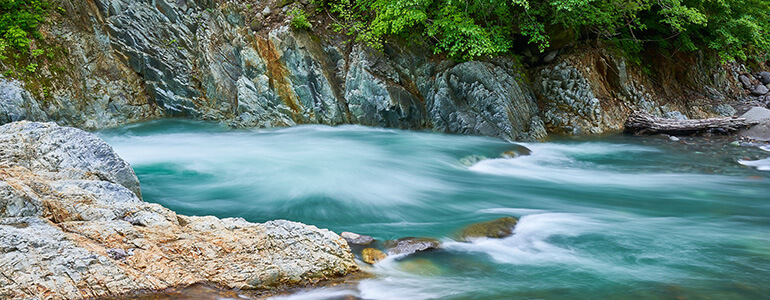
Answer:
[0,121,358,299]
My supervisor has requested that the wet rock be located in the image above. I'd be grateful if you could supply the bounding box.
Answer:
[757,71,770,85]
[458,217,518,241]
[341,232,374,246]
[384,237,441,255]
[459,155,487,166]
[751,85,769,96]
[0,122,358,299]
[669,136,680,142]
[361,248,387,264]
[501,145,532,158]
[399,258,444,276]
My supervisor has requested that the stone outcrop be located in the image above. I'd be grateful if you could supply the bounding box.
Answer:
[0,0,757,140]
[0,121,357,299]
[533,47,741,135]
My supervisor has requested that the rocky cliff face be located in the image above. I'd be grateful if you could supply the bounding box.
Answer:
[0,0,757,139]
[0,121,358,299]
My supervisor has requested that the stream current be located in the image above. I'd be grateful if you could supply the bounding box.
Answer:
[98,120,770,300]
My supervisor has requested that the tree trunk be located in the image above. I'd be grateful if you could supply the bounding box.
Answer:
[624,110,755,135]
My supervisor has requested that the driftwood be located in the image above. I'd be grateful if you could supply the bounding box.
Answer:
[624,110,756,135]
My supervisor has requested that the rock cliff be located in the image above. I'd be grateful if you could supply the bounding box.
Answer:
[0,121,358,299]
[0,0,762,139]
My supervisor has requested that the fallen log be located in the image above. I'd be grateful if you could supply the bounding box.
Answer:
[624,110,756,135]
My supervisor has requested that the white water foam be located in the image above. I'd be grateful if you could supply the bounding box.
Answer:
[469,142,729,187]
[267,288,359,300]
[739,158,770,171]
[103,129,456,208]
[739,145,770,171]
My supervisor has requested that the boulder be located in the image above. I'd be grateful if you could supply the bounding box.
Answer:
[751,85,769,96]
[757,71,770,85]
[0,122,358,299]
[361,248,387,264]
[384,237,441,255]
[341,231,374,246]
[740,75,753,89]
[458,217,519,241]
[738,107,770,141]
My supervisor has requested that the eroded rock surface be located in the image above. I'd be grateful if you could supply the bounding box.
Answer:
[0,121,358,299]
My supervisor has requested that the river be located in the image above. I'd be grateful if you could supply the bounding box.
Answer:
[98,120,770,300]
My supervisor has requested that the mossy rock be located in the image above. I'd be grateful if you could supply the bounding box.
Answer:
[501,145,532,158]
[362,248,387,264]
[458,217,518,241]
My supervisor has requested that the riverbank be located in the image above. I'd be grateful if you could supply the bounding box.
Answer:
[0,121,358,299]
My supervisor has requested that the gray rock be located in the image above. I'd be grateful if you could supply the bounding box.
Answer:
[751,85,769,96]
[738,107,770,141]
[757,71,770,85]
[340,232,374,246]
[543,51,558,63]
[262,6,272,15]
[740,75,753,89]
[664,111,688,120]
[0,78,47,125]
[427,60,546,141]
[0,121,141,199]
[384,237,441,255]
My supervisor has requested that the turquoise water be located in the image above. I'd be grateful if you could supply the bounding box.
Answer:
[98,120,770,300]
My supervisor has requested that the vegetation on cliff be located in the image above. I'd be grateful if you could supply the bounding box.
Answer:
[0,0,49,54]
[313,0,770,62]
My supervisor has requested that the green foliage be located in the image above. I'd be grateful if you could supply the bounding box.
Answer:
[0,0,50,55]
[313,0,770,62]
[289,8,312,30]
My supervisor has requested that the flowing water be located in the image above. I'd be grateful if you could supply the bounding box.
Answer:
[98,120,770,300]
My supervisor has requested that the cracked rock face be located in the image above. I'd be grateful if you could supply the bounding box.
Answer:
[0,121,357,299]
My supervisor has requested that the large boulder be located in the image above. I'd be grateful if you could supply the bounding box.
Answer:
[738,107,770,141]
[0,121,358,299]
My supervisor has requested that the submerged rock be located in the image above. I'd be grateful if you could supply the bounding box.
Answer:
[458,217,519,241]
[501,144,532,158]
[459,155,488,166]
[0,121,358,299]
[384,237,441,255]
[362,248,387,264]
[341,231,375,246]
